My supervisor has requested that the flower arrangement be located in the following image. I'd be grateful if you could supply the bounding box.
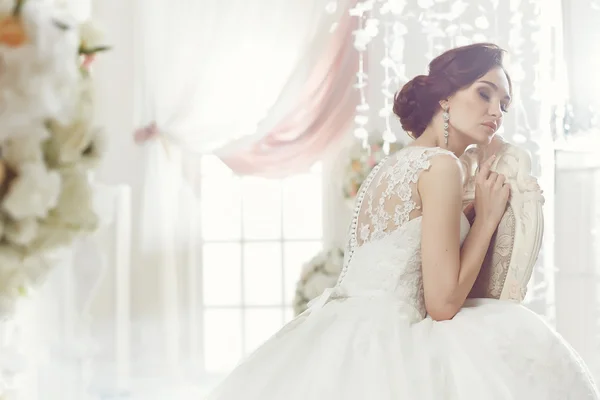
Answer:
[293,247,344,316]
[0,0,108,317]
[341,135,403,203]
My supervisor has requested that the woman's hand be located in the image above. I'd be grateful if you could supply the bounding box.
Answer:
[474,155,510,232]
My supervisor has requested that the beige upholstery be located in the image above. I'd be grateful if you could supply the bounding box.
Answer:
[461,137,545,302]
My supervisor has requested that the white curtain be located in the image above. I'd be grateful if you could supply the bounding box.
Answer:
[132,0,353,376]
[133,0,351,152]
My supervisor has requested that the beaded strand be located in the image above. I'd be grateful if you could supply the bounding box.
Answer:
[335,156,390,286]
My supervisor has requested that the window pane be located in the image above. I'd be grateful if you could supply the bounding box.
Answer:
[204,309,242,373]
[282,174,322,239]
[243,243,282,305]
[283,241,323,305]
[203,243,242,306]
[241,177,282,240]
[243,308,284,355]
[201,177,241,240]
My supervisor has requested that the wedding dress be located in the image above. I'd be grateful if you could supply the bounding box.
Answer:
[205,146,599,400]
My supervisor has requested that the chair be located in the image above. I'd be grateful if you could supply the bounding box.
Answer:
[461,136,545,301]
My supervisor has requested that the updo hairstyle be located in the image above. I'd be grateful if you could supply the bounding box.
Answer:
[393,43,511,138]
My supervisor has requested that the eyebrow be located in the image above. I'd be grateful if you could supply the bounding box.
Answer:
[479,80,511,102]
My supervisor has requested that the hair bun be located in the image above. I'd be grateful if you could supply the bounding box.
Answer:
[393,43,510,138]
[393,75,435,137]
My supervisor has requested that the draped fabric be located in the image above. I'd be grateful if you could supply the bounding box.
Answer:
[132,0,357,374]
[217,9,359,177]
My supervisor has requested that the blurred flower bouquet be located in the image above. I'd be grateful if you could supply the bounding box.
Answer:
[293,247,344,316]
[341,135,402,203]
[0,0,108,318]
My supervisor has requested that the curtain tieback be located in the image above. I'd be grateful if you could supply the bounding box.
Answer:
[134,122,159,144]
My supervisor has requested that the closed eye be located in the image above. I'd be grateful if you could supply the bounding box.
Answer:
[479,90,509,113]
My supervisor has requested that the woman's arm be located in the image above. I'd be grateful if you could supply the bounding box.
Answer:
[418,154,508,321]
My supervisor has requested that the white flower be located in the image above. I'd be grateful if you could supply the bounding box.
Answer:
[75,75,94,120]
[45,116,93,167]
[44,76,96,167]
[45,168,97,231]
[332,248,344,264]
[364,18,379,37]
[0,1,80,140]
[79,127,107,169]
[0,257,28,317]
[303,274,335,300]
[299,264,315,281]
[0,245,22,275]
[474,16,490,30]
[2,162,61,219]
[353,29,373,51]
[293,247,345,315]
[0,251,48,292]
[21,255,51,286]
[1,130,47,171]
[79,20,107,52]
[324,1,337,14]
[388,0,407,14]
[26,223,76,254]
[0,0,106,321]
[323,260,342,275]
[311,251,329,266]
[4,217,38,246]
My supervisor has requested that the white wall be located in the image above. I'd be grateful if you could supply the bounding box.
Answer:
[555,144,600,382]
[562,0,600,125]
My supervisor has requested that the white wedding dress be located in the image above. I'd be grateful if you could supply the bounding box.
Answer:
[205,146,599,399]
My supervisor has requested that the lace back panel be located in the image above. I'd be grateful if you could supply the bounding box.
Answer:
[338,147,456,285]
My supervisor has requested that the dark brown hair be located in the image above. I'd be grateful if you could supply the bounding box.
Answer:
[393,43,512,138]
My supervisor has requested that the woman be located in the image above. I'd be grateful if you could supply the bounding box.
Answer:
[205,43,599,399]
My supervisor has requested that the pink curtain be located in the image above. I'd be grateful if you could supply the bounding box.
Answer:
[218,11,359,178]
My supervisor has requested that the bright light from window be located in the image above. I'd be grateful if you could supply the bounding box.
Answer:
[198,156,323,374]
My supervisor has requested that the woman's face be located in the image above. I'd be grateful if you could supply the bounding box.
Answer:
[445,67,511,145]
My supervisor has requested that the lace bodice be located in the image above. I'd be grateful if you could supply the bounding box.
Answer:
[336,146,471,318]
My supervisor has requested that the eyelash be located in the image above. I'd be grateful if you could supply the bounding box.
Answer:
[478,91,509,113]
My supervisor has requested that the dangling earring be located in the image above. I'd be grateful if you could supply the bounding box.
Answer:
[442,106,450,146]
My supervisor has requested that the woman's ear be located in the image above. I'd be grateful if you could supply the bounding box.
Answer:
[439,99,449,110]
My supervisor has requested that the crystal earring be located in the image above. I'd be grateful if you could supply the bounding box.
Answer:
[442,106,450,146]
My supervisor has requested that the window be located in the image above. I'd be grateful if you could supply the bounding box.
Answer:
[197,156,323,374]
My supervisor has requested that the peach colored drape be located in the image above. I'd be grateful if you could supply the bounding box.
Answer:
[218,11,359,178]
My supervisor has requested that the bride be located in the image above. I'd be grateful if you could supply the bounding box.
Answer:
[204,43,599,399]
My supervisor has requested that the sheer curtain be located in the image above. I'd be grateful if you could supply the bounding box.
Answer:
[133,0,350,151]
[217,10,359,177]
[132,0,355,376]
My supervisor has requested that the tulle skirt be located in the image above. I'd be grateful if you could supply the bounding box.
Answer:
[204,297,599,400]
